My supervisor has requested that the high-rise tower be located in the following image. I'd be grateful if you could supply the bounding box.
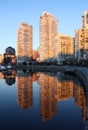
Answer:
[17,22,33,64]
[82,10,88,28]
[75,10,88,61]
[39,12,58,62]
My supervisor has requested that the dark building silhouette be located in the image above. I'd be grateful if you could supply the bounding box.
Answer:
[6,78,15,86]
[4,47,16,65]
[5,47,15,55]
[4,70,16,86]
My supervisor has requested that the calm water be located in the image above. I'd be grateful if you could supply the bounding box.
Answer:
[0,69,87,130]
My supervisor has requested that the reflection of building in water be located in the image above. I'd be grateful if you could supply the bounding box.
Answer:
[5,78,15,86]
[33,50,38,61]
[32,73,38,82]
[38,73,58,121]
[56,79,74,101]
[4,70,16,85]
[74,85,86,121]
[0,72,4,79]
[38,72,87,122]
[17,73,33,110]
[56,74,86,121]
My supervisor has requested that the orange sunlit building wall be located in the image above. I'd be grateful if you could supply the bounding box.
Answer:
[0,54,3,64]
[17,76,33,110]
[39,12,58,61]
[56,33,74,63]
[75,28,88,60]
[37,73,58,121]
[82,10,88,29]
[75,10,88,60]
[17,22,33,63]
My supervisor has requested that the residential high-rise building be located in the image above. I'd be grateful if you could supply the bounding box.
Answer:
[75,28,88,60]
[56,33,74,64]
[82,10,88,28]
[39,12,58,62]
[75,10,88,61]
[17,22,33,64]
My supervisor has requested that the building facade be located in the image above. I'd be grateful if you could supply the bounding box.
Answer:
[39,12,58,62]
[75,28,88,60]
[75,10,88,61]
[17,22,33,64]
[82,10,88,28]
[56,33,74,64]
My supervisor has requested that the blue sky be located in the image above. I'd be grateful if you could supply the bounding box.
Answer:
[0,0,88,54]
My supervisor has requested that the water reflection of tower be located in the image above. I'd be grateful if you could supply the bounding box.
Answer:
[59,80,74,100]
[74,84,86,121]
[38,73,58,121]
[0,72,4,79]
[32,73,38,82]
[55,74,74,101]
[17,71,33,110]
[85,90,88,130]
[57,74,86,121]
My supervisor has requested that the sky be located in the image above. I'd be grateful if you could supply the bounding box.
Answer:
[0,0,88,54]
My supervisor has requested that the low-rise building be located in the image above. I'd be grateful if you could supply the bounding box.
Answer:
[56,33,74,64]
